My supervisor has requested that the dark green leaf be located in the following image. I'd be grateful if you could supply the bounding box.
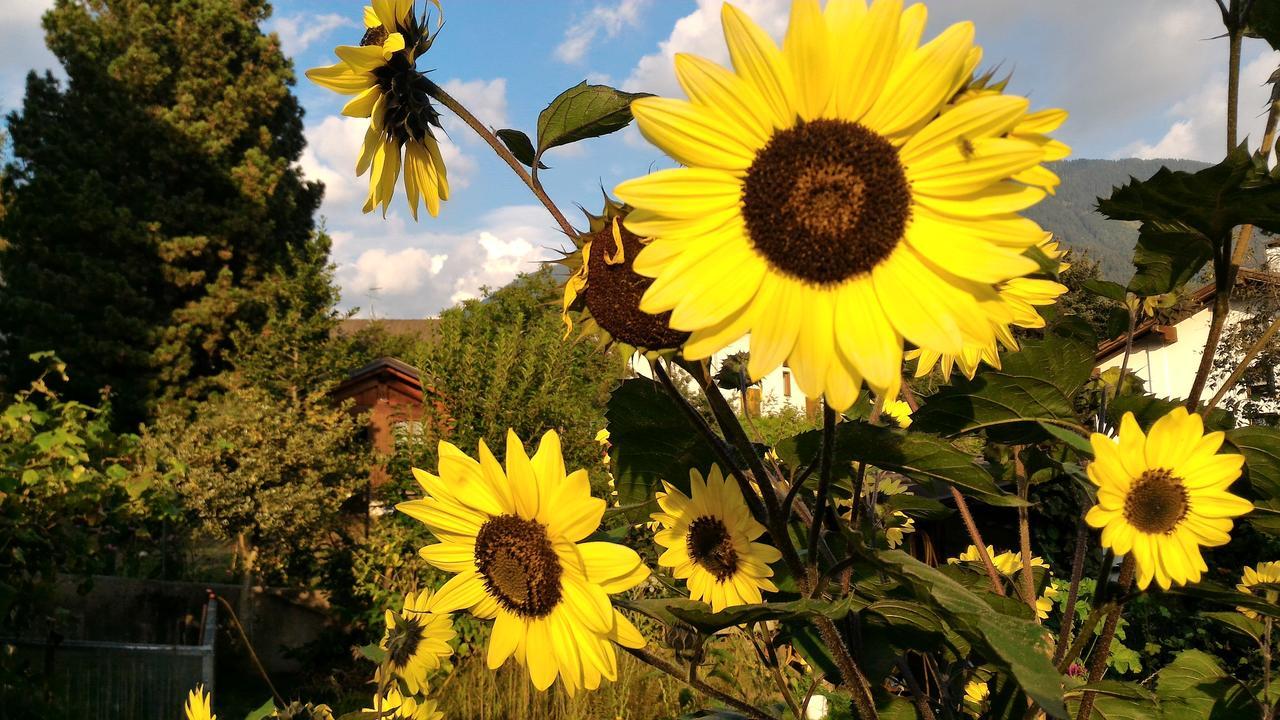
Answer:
[1039,421,1095,457]
[778,620,842,684]
[535,82,651,159]
[1064,681,1160,720]
[1226,425,1280,500]
[606,378,719,520]
[775,420,1021,506]
[495,128,547,169]
[357,642,387,664]
[1097,144,1280,294]
[1172,581,1280,619]
[1156,649,1259,720]
[244,699,277,720]
[912,320,1095,441]
[866,549,1068,717]
[1203,611,1266,644]
[882,493,952,520]
[1106,394,1235,432]
[1083,279,1129,303]
[1246,1,1280,50]
[621,596,863,634]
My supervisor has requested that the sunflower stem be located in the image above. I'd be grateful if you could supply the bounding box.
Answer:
[806,402,837,579]
[813,615,879,720]
[1015,467,1038,618]
[948,487,1006,597]
[425,81,578,239]
[653,360,766,522]
[896,656,938,720]
[212,594,285,708]
[1052,515,1091,666]
[1075,555,1136,720]
[622,646,779,720]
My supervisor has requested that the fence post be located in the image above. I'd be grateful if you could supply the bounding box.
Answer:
[201,597,217,698]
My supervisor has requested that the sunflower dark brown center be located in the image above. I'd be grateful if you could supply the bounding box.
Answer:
[583,219,690,350]
[474,514,563,618]
[741,119,911,285]
[384,615,423,666]
[1123,468,1189,534]
[686,515,739,581]
[361,26,390,47]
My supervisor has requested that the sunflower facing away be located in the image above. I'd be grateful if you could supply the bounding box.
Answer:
[614,0,1068,411]
[306,0,449,218]
[185,685,215,720]
[376,589,456,695]
[652,464,782,612]
[1237,562,1280,620]
[398,430,650,694]
[365,686,444,720]
[1086,408,1252,590]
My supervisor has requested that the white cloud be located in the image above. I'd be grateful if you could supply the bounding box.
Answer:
[0,0,57,113]
[267,13,352,58]
[439,77,509,140]
[343,247,448,296]
[555,0,651,64]
[624,0,787,95]
[1121,49,1280,161]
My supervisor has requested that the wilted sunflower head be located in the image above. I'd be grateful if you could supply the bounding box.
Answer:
[306,1,450,219]
[559,195,690,357]
[273,702,334,720]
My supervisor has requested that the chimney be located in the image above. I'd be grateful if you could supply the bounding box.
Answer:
[1268,240,1280,274]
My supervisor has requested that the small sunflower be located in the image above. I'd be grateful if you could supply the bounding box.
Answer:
[964,680,990,704]
[881,399,913,428]
[615,0,1067,411]
[185,685,215,720]
[1085,408,1252,590]
[398,430,651,695]
[365,687,443,720]
[948,544,1046,577]
[559,197,690,356]
[1237,562,1280,619]
[884,512,915,549]
[306,1,449,218]
[376,589,456,695]
[1036,580,1060,621]
[651,464,782,612]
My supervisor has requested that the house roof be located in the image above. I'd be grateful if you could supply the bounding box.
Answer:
[331,356,428,406]
[1095,268,1280,361]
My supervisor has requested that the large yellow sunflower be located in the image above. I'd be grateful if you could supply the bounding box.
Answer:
[306,1,449,218]
[1236,561,1280,620]
[184,685,215,720]
[376,589,456,695]
[652,465,782,612]
[615,0,1067,411]
[1085,408,1252,590]
[398,430,650,695]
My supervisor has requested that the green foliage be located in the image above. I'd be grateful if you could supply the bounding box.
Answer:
[534,81,651,168]
[0,0,322,424]
[0,354,162,630]
[1097,144,1280,295]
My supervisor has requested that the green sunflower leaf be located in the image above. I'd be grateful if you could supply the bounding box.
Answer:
[619,596,865,634]
[1105,393,1235,432]
[1226,425,1280,500]
[535,82,651,164]
[910,319,1096,442]
[865,549,1068,718]
[1156,650,1259,720]
[1097,143,1280,295]
[775,419,1022,506]
[1171,581,1280,619]
[1063,681,1161,720]
[1202,611,1266,644]
[494,128,547,169]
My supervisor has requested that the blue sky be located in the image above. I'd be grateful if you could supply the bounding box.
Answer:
[2,0,1278,317]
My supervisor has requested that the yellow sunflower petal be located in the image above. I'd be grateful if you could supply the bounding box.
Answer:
[631,98,758,171]
[830,0,901,121]
[721,2,796,129]
[782,0,831,119]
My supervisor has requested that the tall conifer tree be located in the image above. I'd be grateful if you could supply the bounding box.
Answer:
[0,0,322,423]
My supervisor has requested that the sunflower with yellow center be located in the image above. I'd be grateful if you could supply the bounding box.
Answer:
[398,430,650,695]
[306,0,449,218]
[365,686,443,720]
[185,685,215,720]
[1237,562,1280,620]
[560,196,690,356]
[376,589,455,695]
[615,0,1067,411]
[1086,408,1252,590]
[651,465,782,612]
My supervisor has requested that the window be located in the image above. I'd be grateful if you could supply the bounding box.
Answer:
[782,370,791,397]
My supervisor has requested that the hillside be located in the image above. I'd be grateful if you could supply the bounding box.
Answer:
[1021,157,1272,280]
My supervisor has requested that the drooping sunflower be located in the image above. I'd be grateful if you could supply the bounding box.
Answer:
[651,465,782,612]
[365,686,444,720]
[397,430,650,695]
[306,0,449,218]
[1086,408,1253,590]
[185,685,216,720]
[615,0,1067,411]
[559,196,690,357]
[376,589,456,695]
[1236,562,1280,619]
